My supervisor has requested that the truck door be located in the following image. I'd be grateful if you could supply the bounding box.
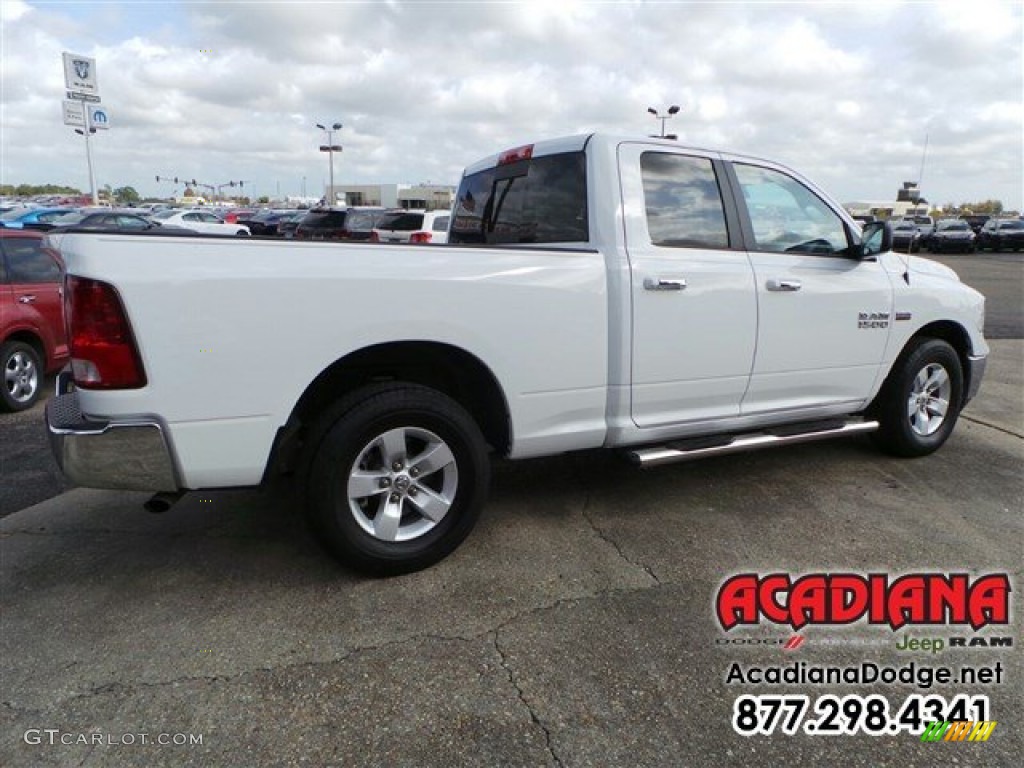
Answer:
[619,144,757,428]
[725,160,893,414]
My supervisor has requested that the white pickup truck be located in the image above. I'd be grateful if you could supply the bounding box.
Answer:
[45,134,988,574]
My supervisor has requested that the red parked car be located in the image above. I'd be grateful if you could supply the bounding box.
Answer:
[0,229,68,411]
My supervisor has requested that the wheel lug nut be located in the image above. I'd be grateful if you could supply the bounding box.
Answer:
[408,487,418,497]
[379,477,391,488]
[390,493,400,503]
[392,461,403,471]
[409,467,419,478]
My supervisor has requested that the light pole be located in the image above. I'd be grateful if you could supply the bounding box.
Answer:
[647,105,681,139]
[316,122,343,205]
[74,126,99,205]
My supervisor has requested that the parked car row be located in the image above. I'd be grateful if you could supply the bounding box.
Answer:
[0,202,458,242]
[291,207,451,244]
[887,215,1024,254]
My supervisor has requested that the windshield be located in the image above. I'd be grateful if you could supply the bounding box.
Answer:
[937,221,969,231]
[999,220,1024,230]
[152,209,178,220]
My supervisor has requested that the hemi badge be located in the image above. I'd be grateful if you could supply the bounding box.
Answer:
[895,312,912,322]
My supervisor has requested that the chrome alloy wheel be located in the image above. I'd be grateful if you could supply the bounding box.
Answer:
[906,362,952,437]
[5,349,38,404]
[346,426,459,543]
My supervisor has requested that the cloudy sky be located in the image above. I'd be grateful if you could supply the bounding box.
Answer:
[1,0,1021,208]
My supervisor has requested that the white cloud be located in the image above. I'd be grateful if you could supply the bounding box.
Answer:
[0,0,1020,209]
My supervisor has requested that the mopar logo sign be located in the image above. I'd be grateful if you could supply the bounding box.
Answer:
[88,106,110,129]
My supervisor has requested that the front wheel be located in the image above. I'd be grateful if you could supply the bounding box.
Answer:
[306,384,490,575]
[870,338,963,457]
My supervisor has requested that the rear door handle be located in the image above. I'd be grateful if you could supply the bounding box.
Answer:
[766,279,802,292]
[18,294,37,304]
[643,277,687,291]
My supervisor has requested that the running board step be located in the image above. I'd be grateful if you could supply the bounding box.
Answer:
[625,420,879,468]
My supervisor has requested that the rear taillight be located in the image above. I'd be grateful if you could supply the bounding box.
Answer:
[410,231,432,243]
[67,276,147,389]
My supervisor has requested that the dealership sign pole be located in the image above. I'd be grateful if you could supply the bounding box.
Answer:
[62,52,102,205]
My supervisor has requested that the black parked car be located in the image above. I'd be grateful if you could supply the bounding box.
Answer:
[928,219,976,254]
[976,218,1024,252]
[890,220,922,253]
[293,207,394,241]
[237,209,301,236]
[911,216,935,250]
[274,211,308,238]
[49,210,164,232]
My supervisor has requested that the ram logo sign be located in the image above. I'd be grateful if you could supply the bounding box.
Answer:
[62,52,99,98]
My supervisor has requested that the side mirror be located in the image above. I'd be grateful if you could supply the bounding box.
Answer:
[858,220,892,259]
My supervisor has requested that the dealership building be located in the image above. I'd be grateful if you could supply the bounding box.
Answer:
[324,183,455,210]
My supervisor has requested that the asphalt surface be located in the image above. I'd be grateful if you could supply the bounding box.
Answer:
[1,251,1022,767]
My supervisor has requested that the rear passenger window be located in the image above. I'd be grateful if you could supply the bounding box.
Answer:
[450,151,588,244]
[3,239,61,283]
[641,153,729,249]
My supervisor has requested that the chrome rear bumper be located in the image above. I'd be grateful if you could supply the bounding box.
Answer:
[46,376,180,492]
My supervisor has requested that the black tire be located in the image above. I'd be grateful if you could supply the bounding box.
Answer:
[869,338,963,458]
[1,340,43,413]
[306,383,490,575]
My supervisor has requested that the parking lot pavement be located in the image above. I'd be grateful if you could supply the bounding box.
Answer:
[1,341,1021,767]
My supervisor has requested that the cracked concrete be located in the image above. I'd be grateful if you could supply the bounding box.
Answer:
[1,341,1021,766]
[493,629,564,768]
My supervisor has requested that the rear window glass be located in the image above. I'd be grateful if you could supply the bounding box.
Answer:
[378,212,425,231]
[299,210,347,229]
[450,151,588,244]
[345,210,380,230]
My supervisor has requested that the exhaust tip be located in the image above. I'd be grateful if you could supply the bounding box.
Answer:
[144,491,183,514]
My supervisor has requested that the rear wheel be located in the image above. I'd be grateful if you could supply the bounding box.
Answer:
[306,383,490,575]
[870,338,963,457]
[1,341,42,412]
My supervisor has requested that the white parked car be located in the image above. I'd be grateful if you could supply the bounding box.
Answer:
[372,209,450,244]
[151,208,250,236]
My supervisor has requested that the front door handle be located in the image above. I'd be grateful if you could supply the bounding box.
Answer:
[643,277,687,291]
[18,294,37,304]
[766,279,802,292]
